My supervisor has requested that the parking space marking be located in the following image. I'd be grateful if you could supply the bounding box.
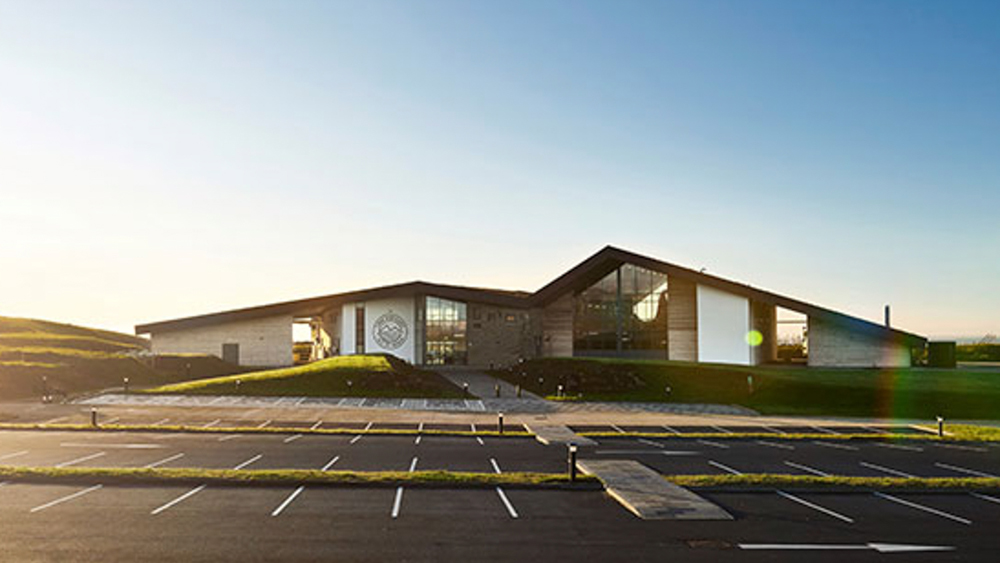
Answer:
[860,426,884,434]
[756,440,794,450]
[152,418,170,426]
[56,451,106,467]
[873,442,924,452]
[257,420,272,428]
[860,461,916,478]
[217,435,241,442]
[698,439,729,449]
[470,423,478,432]
[271,486,305,517]
[414,436,422,445]
[496,487,519,518]
[638,439,665,448]
[144,453,185,469]
[610,424,626,434]
[391,487,404,518]
[310,420,323,430]
[43,416,70,424]
[349,435,363,445]
[202,419,221,428]
[283,434,303,444]
[320,455,340,471]
[233,454,262,470]
[661,425,681,434]
[760,425,786,435]
[30,485,103,513]
[408,456,419,472]
[935,462,998,478]
[708,460,742,475]
[490,458,502,474]
[710,425,733,434]
[935,443,988,453]
[812,440,858,451]
[810,425,839,435]
[418,422,424,432]
[151,485,207,515]
[784,461,830,476]
[971,492,1000,505]
[363,422,373,431]
[475,437,485,446]
[61,442,163,449]
[294,397,307,406]
[0,450,29,461]
[873,492,972,525]
[775,490,854,523]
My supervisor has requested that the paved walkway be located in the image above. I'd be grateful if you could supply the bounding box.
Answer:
[437,369,544,401]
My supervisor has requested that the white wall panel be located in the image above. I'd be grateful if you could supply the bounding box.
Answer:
[697,285,751,365]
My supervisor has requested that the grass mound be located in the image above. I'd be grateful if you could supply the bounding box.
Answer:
[491,357,1000,419]
[146,354,466,398]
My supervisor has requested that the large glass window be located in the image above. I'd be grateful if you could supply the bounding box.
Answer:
[573,264,668,358]
[425,296,467,365]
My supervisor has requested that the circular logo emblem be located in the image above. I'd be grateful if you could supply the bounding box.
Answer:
[372,311,408,350]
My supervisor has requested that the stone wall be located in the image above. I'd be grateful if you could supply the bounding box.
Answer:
[467,303,536,367]
[540,293,574,358]
[150,314,293,367]
[807,317,911,368]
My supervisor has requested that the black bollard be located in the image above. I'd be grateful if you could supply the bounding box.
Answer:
[568,443,578,482]
[123,377,130,394]
[516,385,522,398]
[498,412,505,435]
[91,408,98,427]
[495,383,501,398]
[937,416,945,437]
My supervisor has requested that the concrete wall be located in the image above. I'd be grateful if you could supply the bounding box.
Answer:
[541,293,574,357]
[696,284,751,365]
[340,299,416,363]
[667,277,698,362]
[807,317,911,368]
[151,315,293,367]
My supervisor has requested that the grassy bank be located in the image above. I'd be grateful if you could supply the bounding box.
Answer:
[145,355,466,398]
[491,357,1000,419]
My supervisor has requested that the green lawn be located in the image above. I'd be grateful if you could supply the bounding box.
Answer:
[146,354,466,398]
[491,357,1000,419]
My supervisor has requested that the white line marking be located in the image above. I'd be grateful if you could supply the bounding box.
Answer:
[103,416,121,424]
[217,434,240,442]
[363,422,373,431]
[776,490,853,523]
[283,434,303,444]
[812,440,858,451]
[739,542,953,553]
[408,456,419,472]
[60,442,163,449]
[490,458,502,474]
[698,439,729,449]
[861,426,885,434]
[860,461,916,478]
[610,424,626,434]
[873,442,924,452]
[257,420,272,428]
[710,425,733,434]
[43,416,69,424]
[0,450,29,461]
[756,440,795,450]
[391,486,404,518]
[935,443,988,452]
[152,418,170,426]
[56,451,106,467]
[151,485,206,514]
[271,486,305,516]
[202,419,221,428]
[708,460,742,475]
[414,436,421,445]
[418,422,424,432]
[761,425,786,434]
[935,462,998,478]
[30,485,103,513]
[233,454,262,470]
[349,435,362,445]
[310,420,323,430]
[873,492,972,524]
[638,439,665,448]
[810,425,839,435]
[470,423,478,432]
[594,450,699,455]
[496,487,519,518]
[971,492,1000,505]
[144,453,185,469]
[476,437,485,446]
[784,461,830,476]
[294,397,306,406]
[661,425,680,434]
[320,455,340,471]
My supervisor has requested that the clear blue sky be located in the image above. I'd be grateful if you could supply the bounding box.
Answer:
[1,0,997,339]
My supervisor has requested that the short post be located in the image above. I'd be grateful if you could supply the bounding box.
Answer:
[516,385,522,398]
[557,384,564,398]
[498,412,505,435]
[123,377,130,394]
[90,408,98,427]
[937,416,945,437]
[568,443,578,483]
[463,382,470,397]
[185,362,191,378]
[664,385,672,397]
[236,379,242,392]
[747,375,754,395]
[495,383,501,398]
[346,380,352,394]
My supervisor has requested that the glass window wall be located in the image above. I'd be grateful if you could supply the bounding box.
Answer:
[573,264,668,358]
[425,296,468,365]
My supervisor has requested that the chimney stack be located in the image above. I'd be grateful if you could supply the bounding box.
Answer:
[884,305,891,328]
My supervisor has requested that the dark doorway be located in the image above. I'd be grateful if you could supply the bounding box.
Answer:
[222,343,240,365]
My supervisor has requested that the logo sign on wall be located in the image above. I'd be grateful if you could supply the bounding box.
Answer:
[372,311,409,350]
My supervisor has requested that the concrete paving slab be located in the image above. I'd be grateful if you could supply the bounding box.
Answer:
[577,459,732,520]
[527,425,597,446]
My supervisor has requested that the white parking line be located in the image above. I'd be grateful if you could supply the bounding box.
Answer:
[935,443,988,453]
[56,451,106,468]
[971,492,1000,505]
[217,435,241,442]
[470,423,478,432]
[657,425,679,435]
[391,486,404,518]
[873,442,924,452]
[271,486,305,517]
[61,442,163,449]
[104,416,121,424]
[810,425,839,435]
[283,434,303,444]
[418,422,424,432]
[935,462,998,478]
[756,440,795,450]
[144,453,185,469]
[860,461,916,478]
[873,492,972,525]
[784,461,830,476]
[202,419,221,428]
[414,436,422,445]
[490,458,502,474]
[638,439,665,449]
[761,425,787,435]
[294,397,307,406]
[233,454,262,470]
[776,490,854,523]
[708,460,742,475]
[349,435,362,445]
[320,455,340,471]
[408,456,419,472]
[0,450,29,461]
[698,439,729,449]
[151,485,206,515]
[710,425,733,434]
[496,487,519,518]
[861,426,885,434]
[475,437,485,446]
[43,416,69,424]
[257,420,272,428]
[310,420,323,430]
[30,485,103,513]
[363,422,373,431]
[152,418,171,426]
[610,424,626,434]
[812,441,858,451]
